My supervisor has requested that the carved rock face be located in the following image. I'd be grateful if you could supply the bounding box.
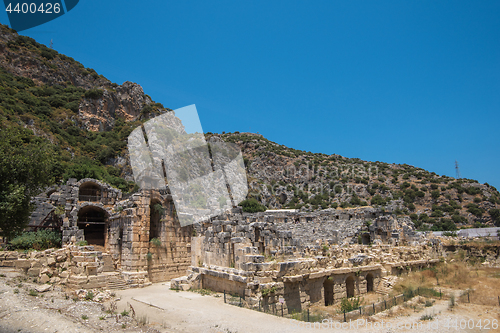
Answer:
[78,82,151,132]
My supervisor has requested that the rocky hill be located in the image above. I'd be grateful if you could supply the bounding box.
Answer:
[1,24,499,231]
[212,132,500,230]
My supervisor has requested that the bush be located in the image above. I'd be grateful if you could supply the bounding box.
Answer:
[150,237,161,247]
[239,198,267,213]
[9,230,61,250]
[84,89,103,99]
[466,203,484,218]
[340,297,363,312]
[489,209,500,225]
[85,291,94,300]
[371,195,386,206]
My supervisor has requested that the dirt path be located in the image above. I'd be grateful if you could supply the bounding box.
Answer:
[115,284,500,333]
[115,282,299,333]
[1,267,499,333]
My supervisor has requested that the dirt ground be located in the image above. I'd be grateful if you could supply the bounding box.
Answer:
[1,267,500,333]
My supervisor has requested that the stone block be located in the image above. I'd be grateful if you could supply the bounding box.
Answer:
[86,266,97,276]
[47,256,56,266]
[39,274,50,284]
[72,256,85,263]
[15,259,31,269]
[35,284,52,293]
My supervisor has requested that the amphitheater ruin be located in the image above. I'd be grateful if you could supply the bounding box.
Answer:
[0,178,444,314]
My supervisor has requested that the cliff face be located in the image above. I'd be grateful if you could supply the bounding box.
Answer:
[0,24,164,132]
[210,132,500,229]
[77,82,151,131]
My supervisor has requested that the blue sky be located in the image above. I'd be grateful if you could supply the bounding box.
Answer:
[1,1,499,189]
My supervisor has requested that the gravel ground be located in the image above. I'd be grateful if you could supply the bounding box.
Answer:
[0,267,158,333]
[1,267,499,333]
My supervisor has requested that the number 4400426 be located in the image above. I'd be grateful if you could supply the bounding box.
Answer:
[5,2,61,14]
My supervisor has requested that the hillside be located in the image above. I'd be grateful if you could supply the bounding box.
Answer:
[1,24,499,232]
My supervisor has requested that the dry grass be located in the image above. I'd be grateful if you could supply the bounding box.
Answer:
[392,259,500,307]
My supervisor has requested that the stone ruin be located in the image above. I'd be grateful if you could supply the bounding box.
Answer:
[1,178,442,313]
[20,178,192,288]
[172,208,441,314]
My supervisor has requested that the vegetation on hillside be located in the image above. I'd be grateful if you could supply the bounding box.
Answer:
[0,24,499,235]
[0,127,56,238]
[0,66,139,192]
[212,132,500,231]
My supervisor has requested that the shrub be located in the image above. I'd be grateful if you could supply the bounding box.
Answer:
[150,238,161,247]
[489,209,500,225]
[85,291,94,301]
[350,194,362,206]
[420,314,434,321]
[84,89,103,99]
[9,230,61,250]
[340,297,363,312]
[40,49,56,60]
[466,203,484,218]
[431,190,440,199]
[449,294,455,309]
[370,195,386,206]
[76,240,88,246]
[239,198,266,213]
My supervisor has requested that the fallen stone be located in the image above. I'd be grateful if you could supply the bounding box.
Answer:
[35,284,52,293]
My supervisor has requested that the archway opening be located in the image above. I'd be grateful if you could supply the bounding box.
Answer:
[118,227,123,262]
[346,276,355,298]
[77,206,107,246]
[361,233,371,245]
[254,228,264,254]
[279,193,287,204]
[79,182,101,202]
[150,200,162,241]
[324,277,334,306]
[46,189,57,198]
[366,273,374,292]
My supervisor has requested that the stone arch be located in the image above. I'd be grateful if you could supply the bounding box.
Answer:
[279,193,287,204]
[345,275,355,298]
[150,198,162,241]
[323,277,334,306]
[78,181,102,202]
[366,273,374,292]
[46,188,58,198]
[361,233,371,245]
[77,205,109,246]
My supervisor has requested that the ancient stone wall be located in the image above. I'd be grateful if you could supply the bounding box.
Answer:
[28,179,193,284]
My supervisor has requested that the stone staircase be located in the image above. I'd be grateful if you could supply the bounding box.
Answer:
[105,273,127,290]
[376,276,397,295]
[376,285,392,295]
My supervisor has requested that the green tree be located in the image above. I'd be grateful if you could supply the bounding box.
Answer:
[0,127,56,239]
[489,209,500,226]
[239,198,267,213]
[431,190,440,200]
